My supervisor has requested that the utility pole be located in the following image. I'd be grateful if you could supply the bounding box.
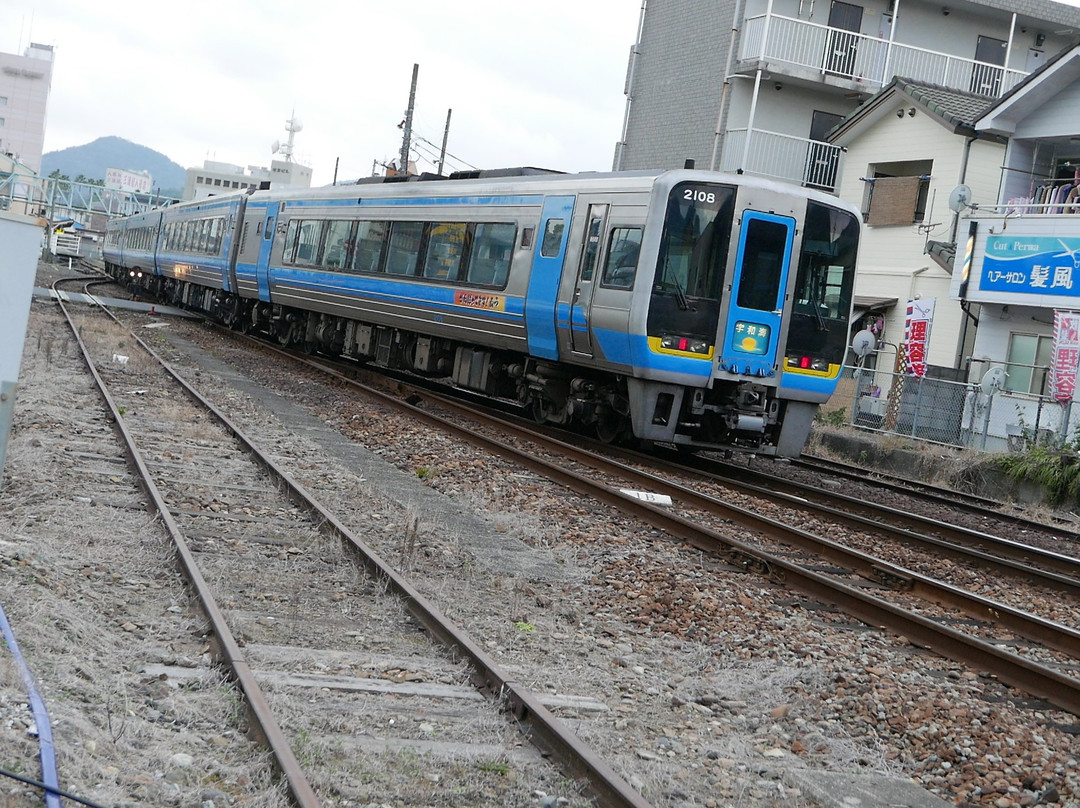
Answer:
[399,63,419,176]
[437,109,452,176]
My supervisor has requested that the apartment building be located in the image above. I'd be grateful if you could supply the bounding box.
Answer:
[615,0,1080,187]
[0,42,54,174]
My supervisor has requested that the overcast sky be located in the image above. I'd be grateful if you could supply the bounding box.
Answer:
[2,1,642,185]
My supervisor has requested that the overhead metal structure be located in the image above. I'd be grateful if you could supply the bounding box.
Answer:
[0,173,175,222]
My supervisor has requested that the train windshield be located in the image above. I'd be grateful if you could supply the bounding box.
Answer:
[647,182,735,345]
[785,201,859,371]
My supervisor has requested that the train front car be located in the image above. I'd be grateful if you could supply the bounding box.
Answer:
[103,210,163,291]
[630,173,859,457]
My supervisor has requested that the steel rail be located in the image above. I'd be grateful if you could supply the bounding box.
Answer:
[53,282,322,808]
[796,453,1080,542]
[67,287,654,808]
[624,447,1080,592]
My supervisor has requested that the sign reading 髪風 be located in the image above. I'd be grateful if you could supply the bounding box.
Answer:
[980,236,1080,297]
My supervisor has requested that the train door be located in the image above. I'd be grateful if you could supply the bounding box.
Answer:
[717,211,796,377]
[255,201,280,302]
[569,203,609,356]
[524,195,575,360]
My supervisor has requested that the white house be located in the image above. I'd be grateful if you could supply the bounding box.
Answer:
[830,77,1007,380]
[950,38,1080,447]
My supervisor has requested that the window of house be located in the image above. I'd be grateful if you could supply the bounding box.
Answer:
[863,160,932,226]
[1005,332,1052,395]
[0,96,7,105]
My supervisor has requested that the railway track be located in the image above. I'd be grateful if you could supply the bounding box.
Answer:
[16,271,1078,805]
[793,452,1080,540]
[153,319,1080,718]
[54,279,650,808]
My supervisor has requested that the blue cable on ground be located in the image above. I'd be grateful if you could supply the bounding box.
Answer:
[0,602,62,808]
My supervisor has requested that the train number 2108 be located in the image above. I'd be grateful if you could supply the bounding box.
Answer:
[683,188,716,204]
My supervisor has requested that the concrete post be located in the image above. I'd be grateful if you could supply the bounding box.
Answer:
[0,211,45,491]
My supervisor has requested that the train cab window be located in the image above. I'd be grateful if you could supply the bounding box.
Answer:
[541,219,565,257]
[322,220,355,270]
[423,222,468,280]
[386,221,425,276]
[600,227,643,289]
[351,220,388,273]
[467,223,516,286]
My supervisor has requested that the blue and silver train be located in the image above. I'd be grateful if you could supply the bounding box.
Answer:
[103,167,861,456]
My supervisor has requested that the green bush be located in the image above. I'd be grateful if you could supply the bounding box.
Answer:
[995,443,1080,507]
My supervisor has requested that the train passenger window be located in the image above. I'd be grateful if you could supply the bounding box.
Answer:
[521,228,534,248]
[423,222,468,280]
[467,223,516,286]
[351,220,388,273]
[295,220,324,265]
[386,221,425,276]
[323,220,355,270]
[541,219,565,257]
[600,227,643,289]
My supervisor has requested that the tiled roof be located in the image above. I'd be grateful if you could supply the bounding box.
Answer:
[892,78,997,129]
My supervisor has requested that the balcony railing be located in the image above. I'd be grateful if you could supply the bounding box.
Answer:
[721,128,846,191]
[740,13,1028,97]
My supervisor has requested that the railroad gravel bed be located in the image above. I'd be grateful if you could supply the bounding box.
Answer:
[1,276,1078,807]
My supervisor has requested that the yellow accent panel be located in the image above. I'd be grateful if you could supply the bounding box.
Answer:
[648,336,715,360]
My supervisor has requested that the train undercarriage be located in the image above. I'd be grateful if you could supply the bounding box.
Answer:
[115,269,635,444]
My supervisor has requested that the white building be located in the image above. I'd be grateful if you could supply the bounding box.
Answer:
[616,0,1080,188]
[0,42,54,173]
[828,77,1007,373]
[949,39,1080,447]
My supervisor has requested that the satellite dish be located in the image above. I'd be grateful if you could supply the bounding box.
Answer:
[850,329,877,359]
[948,184,973,213]
[980,366,1006,395]
[271,140,281,154]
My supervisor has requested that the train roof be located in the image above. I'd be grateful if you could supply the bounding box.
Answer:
[109,168,862,224]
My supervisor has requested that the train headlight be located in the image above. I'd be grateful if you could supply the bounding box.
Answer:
[660,335,711,355]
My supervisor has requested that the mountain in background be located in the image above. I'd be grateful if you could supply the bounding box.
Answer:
[41,136,187,198]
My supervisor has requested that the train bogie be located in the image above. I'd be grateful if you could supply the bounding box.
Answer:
[105,168,861,457]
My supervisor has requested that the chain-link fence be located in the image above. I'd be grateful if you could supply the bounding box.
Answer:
[823,361,1079,453]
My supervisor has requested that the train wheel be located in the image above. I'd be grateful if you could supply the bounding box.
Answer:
[595,410,627,444]
[529,397,552,424]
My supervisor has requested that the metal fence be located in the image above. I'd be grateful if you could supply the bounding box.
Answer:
[825,363,1078,453]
